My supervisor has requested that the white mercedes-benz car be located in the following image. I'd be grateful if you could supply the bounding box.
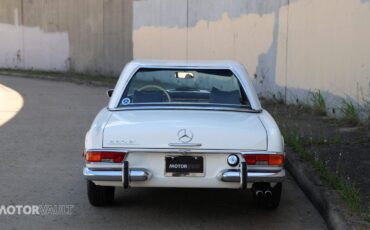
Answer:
[83,60,285,208]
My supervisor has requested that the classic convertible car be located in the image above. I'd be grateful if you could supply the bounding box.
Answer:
[83,60,285,208]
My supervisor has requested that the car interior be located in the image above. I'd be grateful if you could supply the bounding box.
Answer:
[130,87,244,105]
[120,68,251,107]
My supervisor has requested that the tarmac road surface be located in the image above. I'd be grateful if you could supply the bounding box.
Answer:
[0,75,327,230]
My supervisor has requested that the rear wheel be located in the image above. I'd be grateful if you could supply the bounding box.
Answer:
[87,180,115,206]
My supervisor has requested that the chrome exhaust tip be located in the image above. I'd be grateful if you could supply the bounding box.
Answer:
[255,190,264,197]
[264,190,272,197]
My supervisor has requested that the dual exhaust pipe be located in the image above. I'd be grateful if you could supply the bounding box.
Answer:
[255,189,272,198]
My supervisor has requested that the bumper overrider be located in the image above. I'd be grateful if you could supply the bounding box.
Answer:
[83,151,285,189]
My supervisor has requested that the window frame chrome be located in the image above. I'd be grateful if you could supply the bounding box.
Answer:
[110,65,260,112]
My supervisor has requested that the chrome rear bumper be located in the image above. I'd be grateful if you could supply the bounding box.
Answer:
[218,168,285,183]
[83,167,150,182]
[83,163,285,187]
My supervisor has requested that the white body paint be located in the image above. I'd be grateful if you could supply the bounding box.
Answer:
[84,60,284,189]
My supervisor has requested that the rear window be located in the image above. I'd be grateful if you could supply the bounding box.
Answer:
[118,68,250,108]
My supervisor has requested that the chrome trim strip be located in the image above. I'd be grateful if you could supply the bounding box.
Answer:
[91,148,270,153]
[247,165,283,172]
[86,148,284,154]
[123,149,243,153]
[85,149,128,153]
[240,151,285,155]
[168,143,202,147]
[109,106,262,113]
[86,162,123,170]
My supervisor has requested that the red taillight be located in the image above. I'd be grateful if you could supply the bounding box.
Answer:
[85,151,127,163]
[243,154,284,166]
[269,154,285,166]
[245,156,256,165]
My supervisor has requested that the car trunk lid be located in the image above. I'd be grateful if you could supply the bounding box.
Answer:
[103,110,267,150]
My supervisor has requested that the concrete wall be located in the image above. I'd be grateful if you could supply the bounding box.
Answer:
[0,0,133,76]
[133,0,370,113]
[1,0,369,113]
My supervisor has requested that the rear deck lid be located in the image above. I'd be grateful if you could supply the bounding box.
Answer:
[103,110,267,150]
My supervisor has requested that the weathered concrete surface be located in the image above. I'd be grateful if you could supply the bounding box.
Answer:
[0,75,327,229]
[1,0,369,115]
[133,0,370,115]
[0,0,133,75]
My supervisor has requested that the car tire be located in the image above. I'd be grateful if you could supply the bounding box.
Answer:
[87,180,115,206]
[262,183,282,210]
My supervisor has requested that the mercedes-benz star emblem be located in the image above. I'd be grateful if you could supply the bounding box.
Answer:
[177,129,194,143]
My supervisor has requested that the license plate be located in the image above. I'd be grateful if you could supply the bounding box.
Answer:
[165,156,204,176]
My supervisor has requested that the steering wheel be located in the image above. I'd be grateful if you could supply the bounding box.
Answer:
[137,85,171,102]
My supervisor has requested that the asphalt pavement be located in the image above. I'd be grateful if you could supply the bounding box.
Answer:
[0,75,327,230]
